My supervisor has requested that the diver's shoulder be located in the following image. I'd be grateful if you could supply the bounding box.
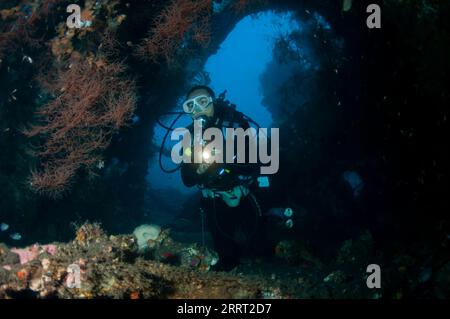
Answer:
[215,101,247,124]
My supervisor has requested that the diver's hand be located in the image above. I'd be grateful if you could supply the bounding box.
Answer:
[196,163,211,174]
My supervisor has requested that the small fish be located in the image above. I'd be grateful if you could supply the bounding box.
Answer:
[0,223,9,231]
[132,115,140,125]
[342,0,353,12]
[265,207,294,219]
[342,170,364,197]
[97,160,105,169]
[10,233,22,241]
[22,55,33,64]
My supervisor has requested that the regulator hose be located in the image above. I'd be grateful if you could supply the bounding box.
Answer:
[157,111,185,173]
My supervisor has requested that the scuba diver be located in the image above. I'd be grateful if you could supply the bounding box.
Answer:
[175,85,293,270]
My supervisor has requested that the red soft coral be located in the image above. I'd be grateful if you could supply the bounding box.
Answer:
[24,57,136,197]
[136,0,212,65]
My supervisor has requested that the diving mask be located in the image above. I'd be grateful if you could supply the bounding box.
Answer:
[183,95,213,114]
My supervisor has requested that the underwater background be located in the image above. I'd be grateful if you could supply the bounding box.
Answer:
[0,0,449,298]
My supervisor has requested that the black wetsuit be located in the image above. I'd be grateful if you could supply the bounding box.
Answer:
[180,102,271,269]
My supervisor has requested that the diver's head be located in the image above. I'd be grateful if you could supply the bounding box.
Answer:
[183,85,215,120]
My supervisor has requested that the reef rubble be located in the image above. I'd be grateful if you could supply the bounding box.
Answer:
[0,223,281,299]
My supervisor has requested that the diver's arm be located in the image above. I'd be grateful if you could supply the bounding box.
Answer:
[180,126,205,187]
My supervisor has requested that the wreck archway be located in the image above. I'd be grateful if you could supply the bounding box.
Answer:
[144,7,340,226]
